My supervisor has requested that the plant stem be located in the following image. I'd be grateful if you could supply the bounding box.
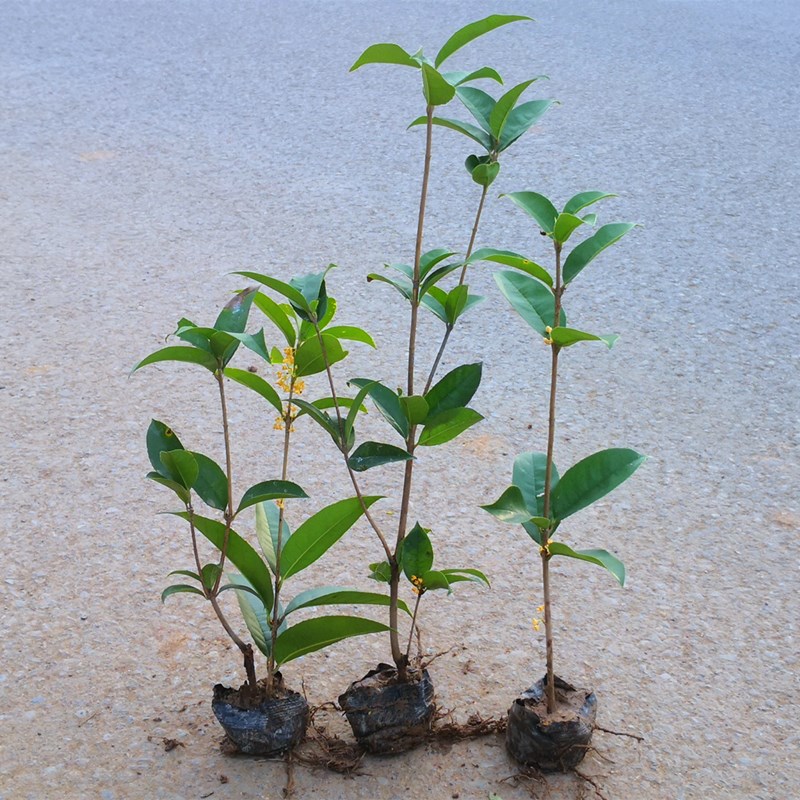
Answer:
[404,590,424,663]
[541,241,564,715]
[423,182,489,394]
[392,105,434,681]
[212,370,235,595]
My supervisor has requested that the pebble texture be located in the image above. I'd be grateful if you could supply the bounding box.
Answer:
[1,1,798,798]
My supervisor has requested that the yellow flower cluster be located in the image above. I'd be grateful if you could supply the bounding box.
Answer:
[532,605,545,632]
[410,575,426,596]
[273,347,305,432]
[543,325,554,346]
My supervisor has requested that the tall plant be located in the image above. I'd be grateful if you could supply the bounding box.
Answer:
[482,191,645,712]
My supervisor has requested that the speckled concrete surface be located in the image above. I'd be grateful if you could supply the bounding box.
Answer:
[1,1,798,799]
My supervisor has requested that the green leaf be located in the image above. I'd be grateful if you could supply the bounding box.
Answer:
[498,99,553,151]
[472,161,500,187]
[284,587,409,617]
[440,568,490,588]
[294,334,347,378]
[550,448,646,522]
[214,287,257,333]
[347,441,414,472]
[419,261,464,297]
[280,496,382,580]
[563,191,617,215]
[229,574,272,657]
[549,327,619,349]
[421,289,448,323]
[224,367,283,414]
[425,362,482,417]
[421,569,450,592]
[253,292,296,346]
[400,395,429,426]
[350,379,408,438]
[418,407,483,447]
[168,569,201,583]
[410,116,493,150]
[443,67,503,86]
[553,213,586,244]
[161,584,205,602]
[456,86,495,133]
[548,543,626,586]
[255,501,290,574]
[512,452,558,518]
[562,222,637,285]
[401,523,434,581]
[481,485,534,524]
[324,325,376,348]
[132,346,217,374]
[495,271,563,336]
[350,43,420,71]
[489,78,539,139]
[368,561,392,583]
[420,248,458,280]
[502,191,558,234]
[237,481,308,516]
[226,330,272,363]
[200,563,222,590]
[290,269,330,322]
[146,420,184,476]
[160,449,198,490]
[273,616,389,666]
[445,284,469,323]
[146,472,190,504]
[421,63,456,106]
[188,451,229,511]
[290,397,342,444]
[367,272,412,300]
[344,380,379,444]
[435,14,532,68]
[310,396,367,415]
[468,247,552,287]
[234,271,311,313]
[179,513,274,611]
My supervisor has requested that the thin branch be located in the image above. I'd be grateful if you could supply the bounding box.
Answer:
[404,590,424,662]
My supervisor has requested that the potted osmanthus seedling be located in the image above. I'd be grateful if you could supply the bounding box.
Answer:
[134,284,403,755]
[482,191,646,770]
[284,14,552,753]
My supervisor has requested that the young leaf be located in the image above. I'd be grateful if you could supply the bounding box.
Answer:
[421,289,448,323]
[290,398,342,444]
[367,272,413,300]
[550,448,646,522]
[294,334,347,378]
[468,247,552,287]
[553,213,586,244]
[229,574,272,657]
[417,407,483,447]
[168,569,202,583]
[280,496,383,580]
[284,587,409,617]
[420,248,458,280]
[512,451,559,517]
[253,291,296,346]
[420,569,451,592]
[456,86,495,133]
[273,616,389,666]
[401,523,434,581]
[495,271,563,336]
[347,441,414,472]
[502,191,558,234]
[214,287,257,333]
[177,513,274,610]
[410,116,493,150]
[549,327,619,349]
[442,67,503,86]
[349,379,409,438]
[147,420,184,476]
[445,284,469,323]
[350,43,420,71]
[324,325,376,348]
[225,330,271,364]
[425,362,482,417]
[435,14,532,68]
[146,472,190,504]
[160,449,198,491]
[188,451,229,511]
[489,78,539,139]
[419,261,464,297]
[237,480,308,516]
[132,346,217,375]
[161,584,205,602]
[234,271,311,313]
[400,395,429,426]
[223,368,283,414]
[563,191,617,215]
[200,563,222,590]
[498,99,553,151]
[421,63,456,106]
[344,380,379,444]
[562,222,637,285]
[548,543,626,586]
[481,485,535,524]
[255,501,291,573]
[470,160,500,187]
[368,561,392,583]
[440,568,491,588]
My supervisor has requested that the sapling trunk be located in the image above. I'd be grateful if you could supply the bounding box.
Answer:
[540,242,564,715]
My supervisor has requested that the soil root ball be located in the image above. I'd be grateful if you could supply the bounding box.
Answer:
[506,674,597,771]
[339,663,435,755]
[212,682,309,756]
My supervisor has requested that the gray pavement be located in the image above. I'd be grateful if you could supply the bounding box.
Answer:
[1,1,798,798]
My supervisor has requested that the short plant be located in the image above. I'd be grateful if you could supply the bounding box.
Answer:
[134,285,403,697]
[482,191,646,713]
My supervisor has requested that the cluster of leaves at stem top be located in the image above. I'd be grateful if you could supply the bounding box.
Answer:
[481,190,645,584]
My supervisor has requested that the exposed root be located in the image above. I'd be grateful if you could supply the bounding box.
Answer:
[427,708,507,742]
[283,751,296,798]
[573,768,610,800]
[593,724,644,743]
[500,764,550,799]
[417,646,454,670]
[291,703,365,775]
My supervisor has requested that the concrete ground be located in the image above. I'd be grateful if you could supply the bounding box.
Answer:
[1,1,798,798]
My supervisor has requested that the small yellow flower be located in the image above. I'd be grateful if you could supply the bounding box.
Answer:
[275,498,285,510]
[282,347,295,364]
[532,617,541,632]
[294,379,305,395]
[537,604,545,613]
[273,417,285,431]
[545,326,552,334]
[543,337,553,346]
